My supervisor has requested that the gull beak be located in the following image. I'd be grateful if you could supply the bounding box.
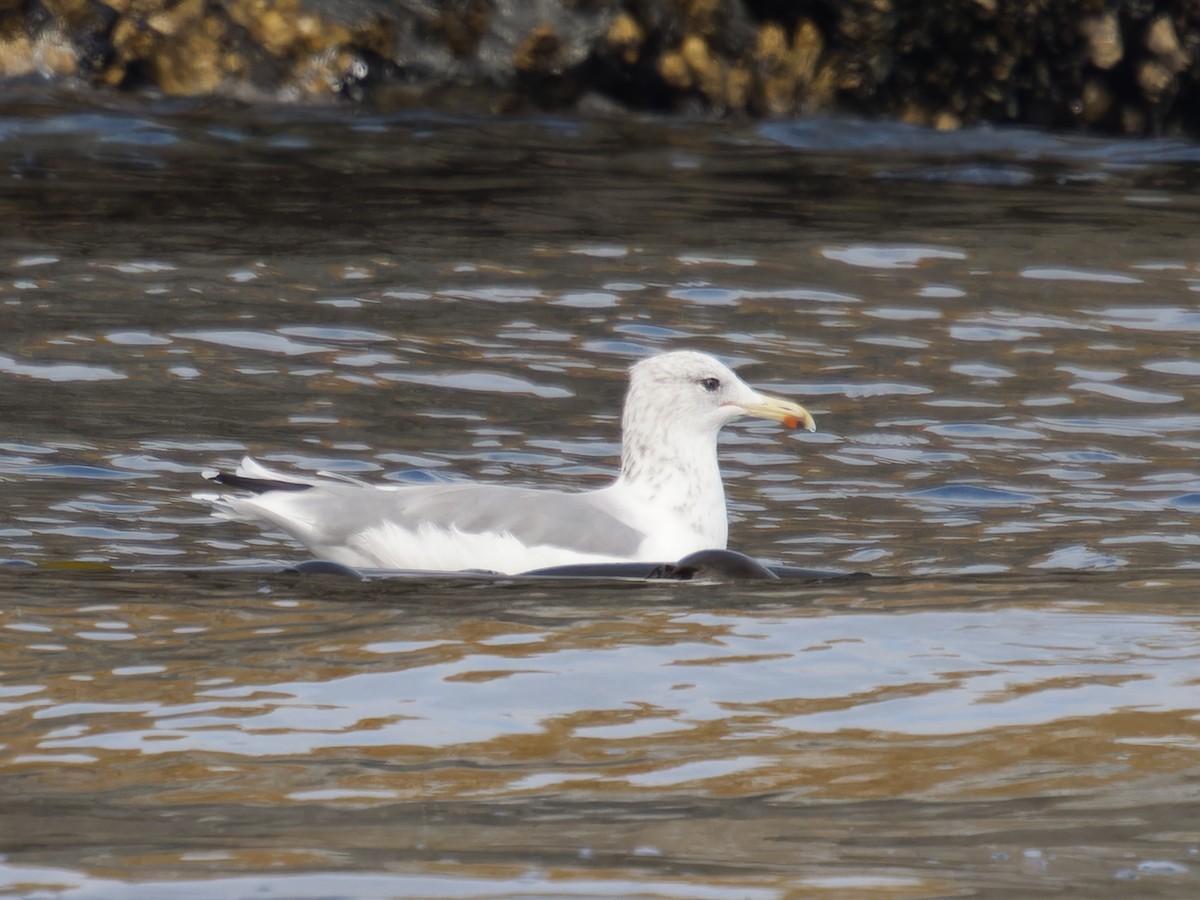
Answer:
[736,392,817,432]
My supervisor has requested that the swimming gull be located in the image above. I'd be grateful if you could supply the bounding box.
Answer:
[200,350,816,574]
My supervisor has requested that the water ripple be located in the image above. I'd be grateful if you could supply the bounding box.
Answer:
[0,354,125,383]
[906,484,1044,507]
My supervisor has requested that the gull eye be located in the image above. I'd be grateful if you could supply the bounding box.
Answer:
[699,377,721,392]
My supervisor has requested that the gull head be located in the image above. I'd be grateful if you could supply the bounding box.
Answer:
[623,350,816,442]
[616,350,816,549]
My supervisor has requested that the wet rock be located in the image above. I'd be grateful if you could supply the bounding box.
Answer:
[680,33,724,107]
[754,19,830,115]
[0,20,78,78]
[0,0,1198,136]
[1077,76,1114,124]
[604,12,642,67]
[1145,14,1188,72]
[1081,12,1123,71]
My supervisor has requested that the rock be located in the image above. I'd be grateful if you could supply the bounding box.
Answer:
[1145,14,1188,73]
[1080,12,1123,70]
[1138,57,1175,101]
[605,12,642,67]
[1077,77,1114,124]
[658,49,691,91]
[0,0,1198,136]
[680,33,724,106]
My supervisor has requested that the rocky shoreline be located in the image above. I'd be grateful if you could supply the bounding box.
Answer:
[1,0,1197,135]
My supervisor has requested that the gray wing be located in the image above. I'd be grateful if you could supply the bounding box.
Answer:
[270,481,648,558]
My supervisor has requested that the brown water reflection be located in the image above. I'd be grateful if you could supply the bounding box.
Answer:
[2,569,1198,896]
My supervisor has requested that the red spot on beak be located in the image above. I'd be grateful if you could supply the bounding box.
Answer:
[782,415,799,429]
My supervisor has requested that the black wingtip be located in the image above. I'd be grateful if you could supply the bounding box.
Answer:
[203,470,312,493]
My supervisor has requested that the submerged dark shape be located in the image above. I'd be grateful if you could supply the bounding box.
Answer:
[652,549,779,580]
[283,549,865,584]
[286,559,366,578]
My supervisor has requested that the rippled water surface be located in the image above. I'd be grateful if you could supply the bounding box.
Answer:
[2,93,1200,897]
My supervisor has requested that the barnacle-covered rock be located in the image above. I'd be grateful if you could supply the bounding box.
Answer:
[0,0,1196,135]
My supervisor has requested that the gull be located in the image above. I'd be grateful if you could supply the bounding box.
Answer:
[200,350,815,574]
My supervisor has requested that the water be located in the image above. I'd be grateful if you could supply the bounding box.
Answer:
[2,91,1199,897]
